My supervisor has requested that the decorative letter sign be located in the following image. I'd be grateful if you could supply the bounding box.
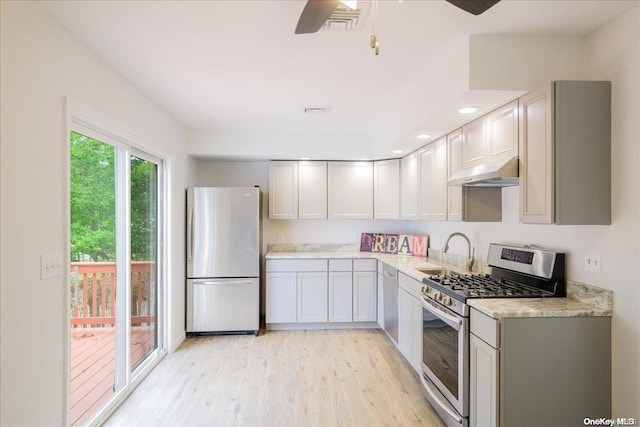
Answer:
[360,233,429,257]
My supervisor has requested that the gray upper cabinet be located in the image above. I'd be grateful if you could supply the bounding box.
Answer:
[519,81,611,224]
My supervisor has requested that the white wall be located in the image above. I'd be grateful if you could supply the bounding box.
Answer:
[197,5,640,417]
[0,1,195,425]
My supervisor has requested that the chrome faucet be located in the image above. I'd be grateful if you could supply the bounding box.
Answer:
[443,232,475,272]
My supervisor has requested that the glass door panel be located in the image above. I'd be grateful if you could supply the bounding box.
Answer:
[69,131,118,426]
[129,155,158,371]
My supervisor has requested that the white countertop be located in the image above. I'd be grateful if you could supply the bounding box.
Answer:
[265,251,612,319]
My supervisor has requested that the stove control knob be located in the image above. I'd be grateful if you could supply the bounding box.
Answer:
[422,285,431,293]
[435,292,443,302]
[442,296,453,306]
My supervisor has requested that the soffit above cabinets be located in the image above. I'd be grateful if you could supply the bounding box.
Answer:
[39,1,636,161]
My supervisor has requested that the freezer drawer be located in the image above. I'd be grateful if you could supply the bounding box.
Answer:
[186,278,259,334]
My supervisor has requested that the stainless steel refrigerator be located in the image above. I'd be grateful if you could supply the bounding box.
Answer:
[186,187,260,335]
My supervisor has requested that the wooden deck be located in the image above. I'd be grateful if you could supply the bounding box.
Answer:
[70,326,155,426]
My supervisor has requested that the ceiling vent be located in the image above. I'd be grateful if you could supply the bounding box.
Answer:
[321,4,370,31]
[303,105,332,114]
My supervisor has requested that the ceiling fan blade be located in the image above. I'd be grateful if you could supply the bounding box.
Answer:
[295,0,341,34]
[446,0,500,15]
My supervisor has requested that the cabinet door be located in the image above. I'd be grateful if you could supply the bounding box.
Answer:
[328,271,352,322]
[418,138,447,221]
[266,272,297,323]
[397,288,412,360]
[462,117,487,169]
[486,100,519,162]
[377,272,384,328]
[470,334,499,427]
[327,162,374,219]
[418,146,433,220]
[519,88,554,224]
[410,296,423,373]
[269,161,298,219]
[374,159,400,219]
[447,129,463,222]
[297,272,328,323]
[353,271,377,322]
[400,151,419,220]
[298,161,327,219]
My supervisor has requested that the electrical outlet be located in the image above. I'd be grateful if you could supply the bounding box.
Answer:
[277,234,284,243]
[584,253,602,273]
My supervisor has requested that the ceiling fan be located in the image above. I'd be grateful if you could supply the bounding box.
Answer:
[294,0,500,34]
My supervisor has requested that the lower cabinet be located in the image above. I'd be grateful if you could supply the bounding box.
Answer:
[328,263,353,322]
[469,333,499,427]
[376,261,384,329]
[265,272,297,323]
[266,258,376,328]
[353,271,377,322]
[297,272,328,323]
[469,308,611,427]
[397,272,423,373]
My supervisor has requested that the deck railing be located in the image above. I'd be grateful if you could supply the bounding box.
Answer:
[70,262,155,327]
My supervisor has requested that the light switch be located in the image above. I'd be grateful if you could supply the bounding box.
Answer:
[41,252,63,280]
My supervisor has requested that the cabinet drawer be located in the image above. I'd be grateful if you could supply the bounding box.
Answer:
[266,259,328,272]
[398,272,422,299]
[353,259,377,272]
[470,308,500,348]
[329,259,352,272]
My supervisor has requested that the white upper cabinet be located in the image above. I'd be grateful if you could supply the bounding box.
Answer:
[519,81,611,225]
[486,100,519,162]
[418,137,447,221]
[373,159,400,219]
[461,117,487,169]
[298,161,327,219]
[400,151,420,220]
[519,89,553,224]
[327,162,374,219]
[269,161,298,219]
[447,129,463,222]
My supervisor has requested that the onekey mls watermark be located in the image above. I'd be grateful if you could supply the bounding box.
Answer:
[584,418,638,426]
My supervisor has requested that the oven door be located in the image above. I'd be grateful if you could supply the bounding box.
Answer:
[421,295,469,426]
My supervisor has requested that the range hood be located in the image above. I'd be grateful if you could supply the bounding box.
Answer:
[448,156,519,187]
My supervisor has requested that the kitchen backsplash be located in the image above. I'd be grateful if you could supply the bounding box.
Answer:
[267,243,360,253]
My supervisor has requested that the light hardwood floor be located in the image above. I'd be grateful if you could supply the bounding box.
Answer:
[105,329,446,427]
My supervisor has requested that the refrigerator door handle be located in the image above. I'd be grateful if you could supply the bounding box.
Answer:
[195,279,255,286]
[187,203,194,265]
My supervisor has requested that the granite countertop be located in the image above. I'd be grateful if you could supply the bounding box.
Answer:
[265,247,613,319]
[468,298,612,319]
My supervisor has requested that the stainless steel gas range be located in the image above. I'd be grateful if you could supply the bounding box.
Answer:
[419,243,565,427]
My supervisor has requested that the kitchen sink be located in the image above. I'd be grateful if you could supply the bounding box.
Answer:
[416,268,455,276]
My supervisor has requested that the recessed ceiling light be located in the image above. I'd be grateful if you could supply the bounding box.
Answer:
[299,156,312,160]
[359,157,372,161]
[392,150,404,154]
[417,134,431,140]
[458,106,478,114]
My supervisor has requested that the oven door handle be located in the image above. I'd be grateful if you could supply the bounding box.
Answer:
[421,374,464,424]
[421,295,463,329]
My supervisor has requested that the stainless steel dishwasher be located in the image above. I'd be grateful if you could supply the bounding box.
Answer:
[381,263,398,343]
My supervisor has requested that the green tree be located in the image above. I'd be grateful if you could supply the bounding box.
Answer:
[70,132,116,262]
[70,132,157,263]
[130,156,157,262]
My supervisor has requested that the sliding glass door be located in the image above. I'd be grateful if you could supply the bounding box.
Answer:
[129,152,158,372]
[68,127,164,426]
